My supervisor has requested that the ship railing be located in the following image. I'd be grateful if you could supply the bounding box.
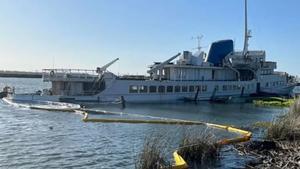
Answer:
[247,50,266,56]
[273,71,287,76]
[6,87,42,95]
[232,50,265,56]
[54,90,100,96]
[43,69,98,75]
[42,69,99,81]
[260,61,276,69]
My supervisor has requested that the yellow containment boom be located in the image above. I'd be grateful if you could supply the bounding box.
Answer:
[172,151,189,169]
[81,112,252,169]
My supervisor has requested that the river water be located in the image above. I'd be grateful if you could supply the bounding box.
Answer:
[0,78,287,169]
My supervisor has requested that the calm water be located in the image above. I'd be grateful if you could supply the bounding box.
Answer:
[0,78,286,169]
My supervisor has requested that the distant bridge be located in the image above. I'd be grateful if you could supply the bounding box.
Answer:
[0,70,42,78]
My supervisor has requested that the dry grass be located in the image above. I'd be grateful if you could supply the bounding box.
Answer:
[177,128,220,168]
[135,133,172,169]
[135,127,222,169]
[267,98,300,141]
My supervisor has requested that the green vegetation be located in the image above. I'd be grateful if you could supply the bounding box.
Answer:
[253,97,295,107]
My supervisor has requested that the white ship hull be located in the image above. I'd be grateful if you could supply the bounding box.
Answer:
[260,84,296,96]
[9,79,296,103]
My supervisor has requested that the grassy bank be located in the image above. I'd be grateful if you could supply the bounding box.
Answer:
[237,98,300,168]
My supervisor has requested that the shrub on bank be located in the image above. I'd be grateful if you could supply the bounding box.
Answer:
[135,134,171,169]
[178,128,220,168]
[267,98,300,140]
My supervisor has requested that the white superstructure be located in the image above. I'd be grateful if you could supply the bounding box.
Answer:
[8,0,298,103]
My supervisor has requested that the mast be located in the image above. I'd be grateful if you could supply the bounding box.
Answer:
[192,35,203,52]
[243,0,251,57]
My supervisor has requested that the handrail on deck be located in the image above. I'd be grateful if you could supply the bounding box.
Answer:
[43,68,98,74]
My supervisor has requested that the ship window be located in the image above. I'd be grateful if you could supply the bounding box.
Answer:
[202,85,207,92]
[167,86,173,93]
[158,86,165,93]
[149,86,157,93]
[189,86,194,92]
[83,82,93,91]
[233,85,237,90]
[139,86,148,93]
[266,82,269,87]
[129,85,138,93]
[175,86,181,92]
[215,85,219,91]
[182,86,188,92]
[195,86,201,92]
[63,82,68,90]
[223,85,227,91]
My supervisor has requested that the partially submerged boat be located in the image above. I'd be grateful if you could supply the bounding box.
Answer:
[4,0,298,104]
[2,97,81,111]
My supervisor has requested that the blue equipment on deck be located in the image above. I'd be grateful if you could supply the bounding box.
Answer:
[207,39,234,66]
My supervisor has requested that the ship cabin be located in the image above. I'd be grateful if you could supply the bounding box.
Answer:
[148,39,276,82]
[42,69,106,96]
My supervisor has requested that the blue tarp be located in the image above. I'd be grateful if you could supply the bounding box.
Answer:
[207,39,234,66]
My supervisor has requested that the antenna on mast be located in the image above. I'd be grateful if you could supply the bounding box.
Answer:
[243,0,251,57]
[192,35,204,52]
[52,56,55,69]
